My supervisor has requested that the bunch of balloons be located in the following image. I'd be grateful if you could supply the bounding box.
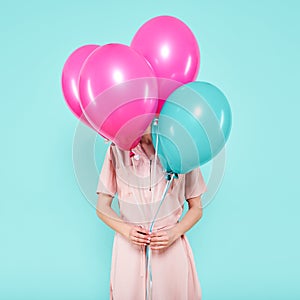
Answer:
[61,15,232,174]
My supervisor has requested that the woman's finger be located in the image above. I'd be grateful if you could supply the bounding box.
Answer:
[150,244,167,250]
[150,235,168,242]
[130,230,150,245]
[131,238,147,246]
[150,231,167,237]
[135,226,149,235]
[128,226,151,246]
[131,235,150,244]
[150,240,168,246]
[132,238,144,243]
[133,227,150,236]
[150,238,168,244]
[133,231,150,241]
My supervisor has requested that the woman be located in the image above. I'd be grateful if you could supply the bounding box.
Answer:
[96,125,207,300]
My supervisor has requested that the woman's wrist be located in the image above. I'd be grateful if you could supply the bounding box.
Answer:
[172,224,184,240]
[119,223,131,239]
[173,202,203,239]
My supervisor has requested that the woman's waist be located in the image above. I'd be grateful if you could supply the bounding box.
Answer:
[121,213,180,231]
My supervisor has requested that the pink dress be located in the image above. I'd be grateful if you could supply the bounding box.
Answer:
[96,143,207,300]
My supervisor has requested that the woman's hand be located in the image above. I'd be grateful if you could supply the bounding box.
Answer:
[149,228,179,250]
[125,226,151,247]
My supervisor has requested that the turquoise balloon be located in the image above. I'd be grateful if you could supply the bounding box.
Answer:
[155,81,232,174]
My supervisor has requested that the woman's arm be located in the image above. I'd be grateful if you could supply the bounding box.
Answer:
[174,195,203,237]
[96,192,151,246]
[150,196,203,250]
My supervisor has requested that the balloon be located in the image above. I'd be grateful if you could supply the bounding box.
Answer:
[154,81,232,173]
[79,43,158,150]
[61,44,99,128]
[131,16,200,113]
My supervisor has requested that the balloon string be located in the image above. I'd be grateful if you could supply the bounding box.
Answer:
[145,173,175,300]
[150,173,174,232]
[151,118,159,215]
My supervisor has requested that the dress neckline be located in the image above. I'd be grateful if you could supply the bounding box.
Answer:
[135,142,156,161]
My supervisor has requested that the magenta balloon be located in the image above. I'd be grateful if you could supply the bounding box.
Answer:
[79,43,158,150]
[131,16,200,113]
[61,44,99,127]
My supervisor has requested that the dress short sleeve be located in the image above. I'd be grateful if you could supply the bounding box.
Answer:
[184,167,207,200]
[96,145,117,197]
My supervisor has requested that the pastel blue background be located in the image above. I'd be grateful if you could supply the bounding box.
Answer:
[1,0,299,299]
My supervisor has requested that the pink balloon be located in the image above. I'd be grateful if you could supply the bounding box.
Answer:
[79,43,158,150]
[131,16,200,113]
[61,44,99,128]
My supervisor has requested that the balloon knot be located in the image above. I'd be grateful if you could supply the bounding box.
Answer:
[152,118,158,126]
[164,172,178,180]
